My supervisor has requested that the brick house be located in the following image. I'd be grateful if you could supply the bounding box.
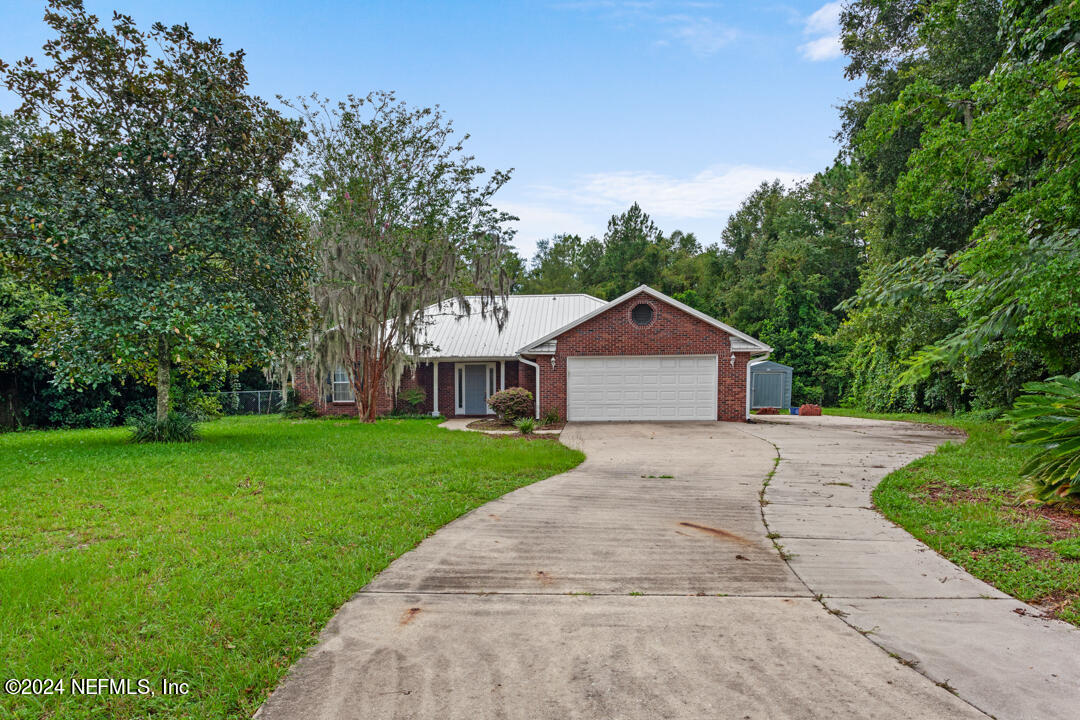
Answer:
[295,285,772,422]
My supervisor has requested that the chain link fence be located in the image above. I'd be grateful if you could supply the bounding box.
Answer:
[216,390,285,415]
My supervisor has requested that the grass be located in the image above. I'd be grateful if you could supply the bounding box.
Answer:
[0,415,583,719]
[825,407,1080,626]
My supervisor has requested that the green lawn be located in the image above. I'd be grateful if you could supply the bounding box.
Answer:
[825,408,1080,626]
[0,416,583,719]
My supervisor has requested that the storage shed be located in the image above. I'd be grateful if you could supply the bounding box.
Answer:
[749,360,793,410]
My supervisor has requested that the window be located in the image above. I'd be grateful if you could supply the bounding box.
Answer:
[631,303,654,326]
[488,367,496,398]
[332,367,354,402]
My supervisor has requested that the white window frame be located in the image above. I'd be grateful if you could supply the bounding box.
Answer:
[453,361,502,414]
[331,366,354,403]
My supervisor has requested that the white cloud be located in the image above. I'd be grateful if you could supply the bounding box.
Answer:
[505,164,813,257]
[798,1,843,61]
[799,34,842,61]
[660,15,737,57]
[804,1,842,35]
[554,2,738,59]
[544,164,812,218]
[500,202,604,258]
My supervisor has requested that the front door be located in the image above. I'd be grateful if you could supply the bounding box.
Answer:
[463,364,489,414]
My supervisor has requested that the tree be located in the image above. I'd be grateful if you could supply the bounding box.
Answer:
[0,1,313,426]
[289,91,515,421]
[599,203,667,297]
[837,0,1080,408]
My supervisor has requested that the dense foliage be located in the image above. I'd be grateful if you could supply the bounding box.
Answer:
[0,0,314,429]
[835,0,1080,412]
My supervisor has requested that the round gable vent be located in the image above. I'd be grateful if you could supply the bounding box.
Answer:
[631,303,654,327]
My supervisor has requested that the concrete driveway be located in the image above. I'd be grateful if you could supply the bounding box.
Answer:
[256,417,1080,720]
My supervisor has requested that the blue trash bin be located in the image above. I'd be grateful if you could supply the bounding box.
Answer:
[790,406,799,415]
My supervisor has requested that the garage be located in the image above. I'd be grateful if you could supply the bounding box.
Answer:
[566,355,718,421]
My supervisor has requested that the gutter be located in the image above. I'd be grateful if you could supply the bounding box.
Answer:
[517,355,541,419]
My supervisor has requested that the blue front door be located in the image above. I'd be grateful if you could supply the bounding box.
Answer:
[464,364,488,414]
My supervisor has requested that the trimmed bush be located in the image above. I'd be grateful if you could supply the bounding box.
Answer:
[130,411,198,443]
[799,404,822,416]
[488,387,533,422]
[755,407,779,415]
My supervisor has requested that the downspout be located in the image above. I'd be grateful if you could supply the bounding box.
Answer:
[518,355,541,419]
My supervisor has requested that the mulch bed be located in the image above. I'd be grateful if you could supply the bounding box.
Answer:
[466,418,566,431]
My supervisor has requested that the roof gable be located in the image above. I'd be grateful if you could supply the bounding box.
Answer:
[517,285,771,354]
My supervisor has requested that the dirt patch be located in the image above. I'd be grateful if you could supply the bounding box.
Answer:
[1018,546,1064,564]
[912,422,967,438]
[399,607,422,626]
[1015,504,1080,542]
[923,483,988,504]
[678,522,752,545]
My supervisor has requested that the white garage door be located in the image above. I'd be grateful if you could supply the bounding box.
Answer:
[566,355,718,422]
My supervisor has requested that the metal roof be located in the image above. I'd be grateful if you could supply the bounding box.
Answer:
[749,359,792,370]
[518,284,772,354]
[415,294,606,359]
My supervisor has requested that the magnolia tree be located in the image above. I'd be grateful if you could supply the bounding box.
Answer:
[288,91,516,421]
[0,1,314,425]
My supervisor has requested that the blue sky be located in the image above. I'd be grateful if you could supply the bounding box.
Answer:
[0,1,853,259]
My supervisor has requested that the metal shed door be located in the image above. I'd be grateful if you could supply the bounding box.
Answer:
[566,355,717,421]
[752,371,785,409]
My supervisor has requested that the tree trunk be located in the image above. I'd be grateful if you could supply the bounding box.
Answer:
[156,334,170,422]
[0,373,17,430]
[350,350,383,423]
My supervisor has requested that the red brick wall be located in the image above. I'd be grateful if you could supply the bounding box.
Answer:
[534,291,751,422]
[296,360,532,418]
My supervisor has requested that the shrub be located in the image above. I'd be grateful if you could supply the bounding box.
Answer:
[964,407,1004,422]
[68,402,119,428]
[123,397,156,425]
[400,386,427,413]
[541,408,560,426]
[799,404,822,416]
[282,389,319,419]
[130,411,198,443]
[488,387,533,422]
[1005,372,1080,505]
[514,417,536,435]
[182,394,223,421]
[755,407,779,415]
